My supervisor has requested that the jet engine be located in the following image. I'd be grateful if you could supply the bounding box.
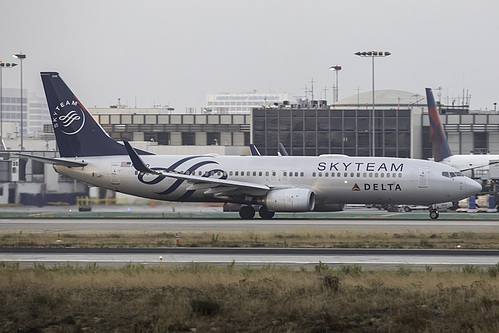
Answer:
[264,188,315,212]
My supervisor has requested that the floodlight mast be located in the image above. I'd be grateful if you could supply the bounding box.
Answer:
[354,51,391,157]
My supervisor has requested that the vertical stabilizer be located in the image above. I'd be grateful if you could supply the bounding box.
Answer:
[426,88,452,162]
[41,72,151,157]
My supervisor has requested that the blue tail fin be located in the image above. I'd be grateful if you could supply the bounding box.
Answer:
[41,72,151,157]
[425,88,452,162]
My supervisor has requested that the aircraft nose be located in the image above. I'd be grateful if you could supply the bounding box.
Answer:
[465,178,482,196]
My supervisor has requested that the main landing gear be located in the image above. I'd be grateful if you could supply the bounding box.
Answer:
[238,205,275,219]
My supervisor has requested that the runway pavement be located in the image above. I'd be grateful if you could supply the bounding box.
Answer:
[1,204,499,269]
[1,217,499,234]
[2,247,499,270]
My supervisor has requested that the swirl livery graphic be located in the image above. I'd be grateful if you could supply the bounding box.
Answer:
[52,100,86,136]
[137,156,226,200]
[59,111,81,127]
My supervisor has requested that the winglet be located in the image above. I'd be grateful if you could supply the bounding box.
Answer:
[249,144,261,156]
[124,141,161,175]
[426,88,453,162]
[279,142,289,156]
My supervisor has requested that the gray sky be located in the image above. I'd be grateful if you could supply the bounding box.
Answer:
[2,0,498,112]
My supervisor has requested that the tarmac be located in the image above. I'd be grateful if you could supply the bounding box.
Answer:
[1,203,499,220]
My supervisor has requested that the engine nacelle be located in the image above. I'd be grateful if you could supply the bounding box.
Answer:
[264,188,315,212]
[313,203,346,212]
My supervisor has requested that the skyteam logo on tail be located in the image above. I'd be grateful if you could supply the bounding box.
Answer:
[52,100,86,135]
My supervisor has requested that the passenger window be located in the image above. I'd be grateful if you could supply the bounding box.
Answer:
[312,172,316,177]
[259,171,262,176]
[235,171,239,176]
[253,171,257,176]
[300,172,304,177]
[386,173,390,178]
[357,172,360,177]
[325,172,329,177]
[266,171,269,176]
[344,172,348,177]
[381,173,384,178]
[375,173,378,177]
[363,173,366,177]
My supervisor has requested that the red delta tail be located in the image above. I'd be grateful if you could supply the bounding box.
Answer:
[426,88,452,162]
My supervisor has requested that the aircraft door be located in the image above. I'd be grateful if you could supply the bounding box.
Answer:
[270,170,277,183]
[418,168,429,188]
[279,170,289,183]
[111,162,120,185]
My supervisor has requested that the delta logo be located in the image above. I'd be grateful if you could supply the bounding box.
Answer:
[352,183,402,191]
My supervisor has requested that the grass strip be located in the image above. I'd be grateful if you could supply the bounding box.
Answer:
[1,230,499,249]
[1,262,499,332]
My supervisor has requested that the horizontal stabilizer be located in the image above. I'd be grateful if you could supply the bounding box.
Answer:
[15,153,87,167]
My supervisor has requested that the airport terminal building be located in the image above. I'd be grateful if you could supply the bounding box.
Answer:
[1,88,499,205]
[252,90,499,160]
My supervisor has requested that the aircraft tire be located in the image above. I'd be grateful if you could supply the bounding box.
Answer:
[239,205,255,219]
[429,210,439,220]
[259,206,275,219]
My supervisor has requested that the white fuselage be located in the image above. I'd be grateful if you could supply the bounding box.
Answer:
[54,154,481,208]
[439,155,499,179]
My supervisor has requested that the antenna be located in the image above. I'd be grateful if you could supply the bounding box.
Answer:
[310,78,315,101]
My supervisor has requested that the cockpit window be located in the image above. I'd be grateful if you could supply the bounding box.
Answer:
[442,171,465,178]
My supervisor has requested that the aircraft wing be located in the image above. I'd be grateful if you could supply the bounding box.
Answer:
[124,141,270,195]
[13,153,88,167]
[459,160,499,172]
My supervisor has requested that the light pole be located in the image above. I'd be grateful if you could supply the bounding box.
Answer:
[354,50,391,156]
[0,61,18,141]
[13,53,26,150]
[329,65,342,103]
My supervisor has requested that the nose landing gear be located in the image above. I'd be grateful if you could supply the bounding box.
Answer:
[429,207,439,219]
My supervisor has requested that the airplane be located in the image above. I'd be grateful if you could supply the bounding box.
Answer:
[24,72,482,220]
[426,87,499,179]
